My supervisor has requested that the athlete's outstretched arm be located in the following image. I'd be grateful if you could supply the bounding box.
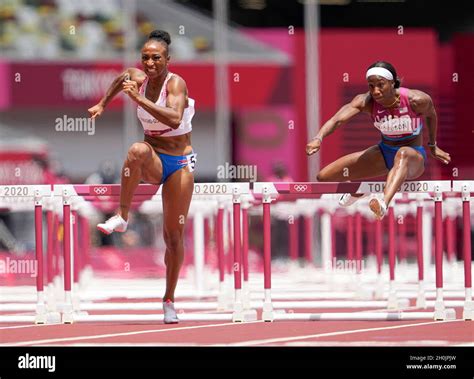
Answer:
[88,68,146,119]
[410,90,451,165]
[306,94,370,156]
[123,76,187,130]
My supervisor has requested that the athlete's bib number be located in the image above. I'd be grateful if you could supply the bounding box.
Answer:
[187,153,197,172]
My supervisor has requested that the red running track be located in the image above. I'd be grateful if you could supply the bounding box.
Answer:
[0,306,471,347]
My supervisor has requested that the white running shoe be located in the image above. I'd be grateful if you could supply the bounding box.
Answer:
[369,198,388,220]
[97,214,128,235]
[163,299,179,324]
[338,193,368,207]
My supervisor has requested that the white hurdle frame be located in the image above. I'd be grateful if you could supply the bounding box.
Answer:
[51,182,257,324]
[253,180,459,322]
[1,180,471,324]
[0,185,60,324]
[452,181,474,320]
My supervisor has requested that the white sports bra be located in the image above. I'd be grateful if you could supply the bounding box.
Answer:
[136,72,195,137]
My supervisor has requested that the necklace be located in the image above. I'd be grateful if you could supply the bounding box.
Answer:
[384,94,400,108]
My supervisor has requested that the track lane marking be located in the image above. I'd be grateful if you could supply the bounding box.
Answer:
[0,321,262,346]
[214,320,461,346]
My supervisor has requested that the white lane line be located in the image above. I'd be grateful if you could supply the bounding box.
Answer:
[0,324,56,330]
[40,342,201,347]
[283,340,452,347]
[454,342,474,346]
[0,321,262,346]
[215,320,461,346]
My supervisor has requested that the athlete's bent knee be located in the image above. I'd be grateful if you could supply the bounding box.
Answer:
[316,171,330,182]
[395,147,408,160]
[127,143,150,163]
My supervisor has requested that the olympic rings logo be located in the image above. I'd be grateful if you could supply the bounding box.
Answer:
[292,184,308,192]
[92,186,109,195]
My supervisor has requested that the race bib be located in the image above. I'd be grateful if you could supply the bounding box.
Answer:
[186,153,197,172]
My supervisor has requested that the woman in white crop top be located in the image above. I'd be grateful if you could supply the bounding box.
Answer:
[88,30,196,324]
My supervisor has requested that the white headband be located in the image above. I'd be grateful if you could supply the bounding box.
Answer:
[366,67,394,81]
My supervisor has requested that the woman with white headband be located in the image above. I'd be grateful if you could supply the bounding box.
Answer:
[306,61,451,219]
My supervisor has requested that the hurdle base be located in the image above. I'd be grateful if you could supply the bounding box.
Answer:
[61,300,75,324]
[387,291,399,310]
[434,304,456,321]
[232,302,257,322]
[262,302,275,322]
[45,312,61,324]
[35,302,47,324]
[61,310,93,324]
[434,308,456,321]
[374,276,385,300]
[462,301,474,321]
[62,312,74,324]
[416,282,426,308]
[416,293,427,309]
[35,314,47,324]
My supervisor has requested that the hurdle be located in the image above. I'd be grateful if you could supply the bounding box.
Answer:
[253,180,459,321]
[0,185,60,324]
[1,180,471,324]
[452,181,473,320]
[1,184,254,322]
[52,182,257,324]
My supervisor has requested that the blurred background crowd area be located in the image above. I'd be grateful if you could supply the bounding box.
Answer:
[0,0,213,60]
[2,0,473,61]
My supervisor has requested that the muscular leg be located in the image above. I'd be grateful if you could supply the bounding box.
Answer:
[317,145,389,198]
[317,145,389,182]
[383,147,424,206]
[161,167,194,302]
[119,142,163,221]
